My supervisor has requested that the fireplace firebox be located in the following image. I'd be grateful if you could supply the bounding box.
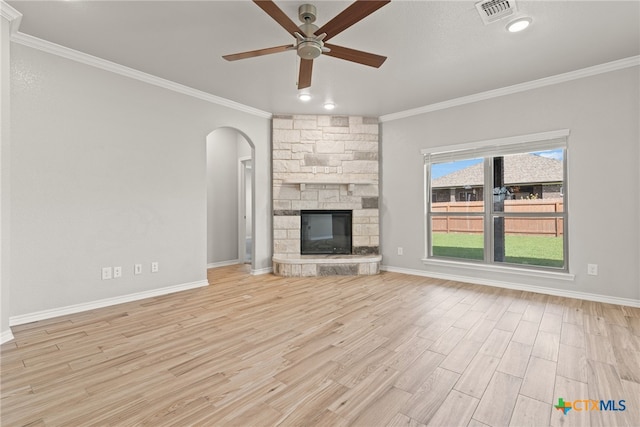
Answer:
[300,210,352,255]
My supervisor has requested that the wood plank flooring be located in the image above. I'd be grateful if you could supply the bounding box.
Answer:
[2,265,639,426]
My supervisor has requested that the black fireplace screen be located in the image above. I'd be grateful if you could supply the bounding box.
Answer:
[300,210,352,255]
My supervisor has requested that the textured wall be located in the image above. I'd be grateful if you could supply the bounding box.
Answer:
[9,44,271,317]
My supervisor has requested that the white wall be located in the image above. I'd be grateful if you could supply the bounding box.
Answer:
[381,66,640,302]
[9,44,272,318]
[1,14,12,341]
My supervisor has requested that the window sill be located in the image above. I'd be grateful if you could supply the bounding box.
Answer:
[421,258,575,281]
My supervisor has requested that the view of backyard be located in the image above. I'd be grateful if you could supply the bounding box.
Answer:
[428,149,567,270]
[432,232,564,268]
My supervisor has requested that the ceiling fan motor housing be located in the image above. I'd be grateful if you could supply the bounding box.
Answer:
[296,4,322,59]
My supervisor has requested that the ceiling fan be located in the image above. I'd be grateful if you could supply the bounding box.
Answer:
[223,0,390,89]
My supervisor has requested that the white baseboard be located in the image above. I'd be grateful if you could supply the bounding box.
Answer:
[1,329,15,345]
[380,265,640,308]
[9,280,209,327]
[207,259,241,269]
[207,260,270,275]
[251,267,273,276]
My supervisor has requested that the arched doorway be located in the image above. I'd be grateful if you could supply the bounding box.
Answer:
[206,128,255,270]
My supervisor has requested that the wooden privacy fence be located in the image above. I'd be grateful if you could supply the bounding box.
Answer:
[432,199,564,237]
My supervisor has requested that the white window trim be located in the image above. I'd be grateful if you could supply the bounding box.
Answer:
[422,257,575,281]
[423,129,570,274]
[421,129,570,158]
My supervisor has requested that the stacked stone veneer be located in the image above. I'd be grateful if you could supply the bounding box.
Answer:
[272,115,381,276]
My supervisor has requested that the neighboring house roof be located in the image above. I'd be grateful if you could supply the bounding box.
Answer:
[432,153,563,188]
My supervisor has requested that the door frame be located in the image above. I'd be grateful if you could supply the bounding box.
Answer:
[238,156,252,264]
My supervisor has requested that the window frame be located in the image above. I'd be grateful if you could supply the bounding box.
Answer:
[422,130,571,275]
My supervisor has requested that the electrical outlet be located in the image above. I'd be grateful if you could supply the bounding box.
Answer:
[101,267,113,280]
[312,166,317,174]
[587,264,598,276]
[324,167,329,173]
[397,247,403,256]
[134,264,142,275]
[151,262,159,273]
[113,266,122,278]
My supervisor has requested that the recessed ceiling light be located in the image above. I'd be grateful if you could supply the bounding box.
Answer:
[506,17,532,33]
[298,93,311,102]
[323,102,335,110]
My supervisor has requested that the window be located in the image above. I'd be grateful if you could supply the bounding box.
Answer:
[424,130,568,272]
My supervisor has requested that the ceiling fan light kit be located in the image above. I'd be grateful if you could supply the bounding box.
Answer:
[223,0,390,90]
[295,33,327,60]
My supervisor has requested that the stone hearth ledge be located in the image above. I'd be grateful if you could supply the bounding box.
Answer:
[272,254,382,277]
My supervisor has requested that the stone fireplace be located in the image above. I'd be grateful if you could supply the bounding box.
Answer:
[272,115,381,277]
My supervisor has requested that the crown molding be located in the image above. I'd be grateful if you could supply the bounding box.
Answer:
[5,0,637,123]
[10,31,272,119]
[0,0,22,33]
[2,2,270,118]
[380,55,640,123]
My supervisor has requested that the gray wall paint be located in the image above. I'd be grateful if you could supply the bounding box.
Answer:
[1,17,12,337]
[381,67,640,301]
[9,44,271,317]
[237,133,252,159]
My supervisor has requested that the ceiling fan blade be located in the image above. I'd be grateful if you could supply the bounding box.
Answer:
[316,0,390,42]
[253,0,300,36]
[298,59,313,89]
[324,44,387,68]
[223,44,294,61]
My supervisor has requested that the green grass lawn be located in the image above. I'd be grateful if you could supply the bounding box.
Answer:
[432,232,564,268]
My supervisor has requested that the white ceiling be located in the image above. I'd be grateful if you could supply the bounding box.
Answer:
[7,1,640,117]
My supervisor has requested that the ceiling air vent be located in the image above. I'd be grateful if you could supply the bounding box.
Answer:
[475,0,517,25]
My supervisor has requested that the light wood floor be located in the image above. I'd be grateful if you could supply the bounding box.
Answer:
[2,265,639,426]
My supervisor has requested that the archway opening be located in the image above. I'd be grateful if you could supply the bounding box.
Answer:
[206,127,254,270]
